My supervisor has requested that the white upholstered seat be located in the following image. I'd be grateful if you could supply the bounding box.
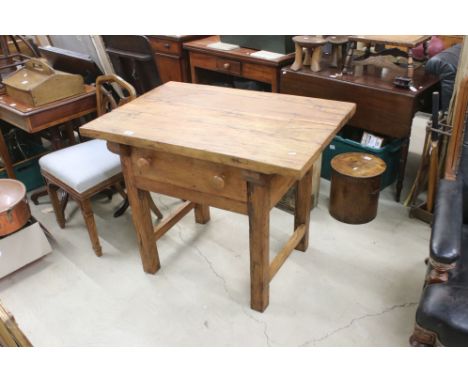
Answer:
[39,139,121,193]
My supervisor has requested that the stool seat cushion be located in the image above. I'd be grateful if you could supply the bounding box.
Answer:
[39,139,121,193]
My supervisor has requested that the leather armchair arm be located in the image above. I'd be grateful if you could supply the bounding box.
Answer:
[430,178,463,265]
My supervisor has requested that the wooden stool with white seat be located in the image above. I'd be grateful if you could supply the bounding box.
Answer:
[39,74,162,257]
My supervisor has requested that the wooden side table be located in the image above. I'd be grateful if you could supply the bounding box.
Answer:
[0,86,96,199]
[344,35,431,78]
[183,36,295,92]
[81,82,356,312]
[147,35,207,84]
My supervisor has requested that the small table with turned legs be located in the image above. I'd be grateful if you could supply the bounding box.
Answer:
[80,81,355,312]
[343,35,431,78]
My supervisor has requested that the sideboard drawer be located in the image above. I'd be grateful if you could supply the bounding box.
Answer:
[149,38,182,56]
[131,148,247,202]
[215,58,241,76]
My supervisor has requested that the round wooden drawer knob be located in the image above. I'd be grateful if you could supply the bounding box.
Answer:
[211,175,225,190]
[223,63,231,70]
[136,157,151,169]
[164,43,171,49]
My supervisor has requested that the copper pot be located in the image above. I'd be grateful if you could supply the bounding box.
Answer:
[0,179,31,237]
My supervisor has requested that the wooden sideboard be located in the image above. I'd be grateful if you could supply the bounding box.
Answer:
[147,35,206,84]
[183,36,295,92]
[280,63,440,201]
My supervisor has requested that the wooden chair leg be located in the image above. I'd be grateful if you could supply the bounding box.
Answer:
[409,324,437,347]
[79,199,103,257]
[47,182,66,229]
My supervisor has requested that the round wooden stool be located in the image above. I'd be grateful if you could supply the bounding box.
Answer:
[329,152,386,224]
[291,36,327,72]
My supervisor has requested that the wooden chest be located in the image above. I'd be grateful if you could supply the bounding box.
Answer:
[3,58,85,107]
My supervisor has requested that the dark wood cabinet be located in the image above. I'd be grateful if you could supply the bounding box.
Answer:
[147,35,206,84]
[184,36,295,93]
[280,63,440,201]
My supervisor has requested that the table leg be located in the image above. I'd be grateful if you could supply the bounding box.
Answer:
[343,41,355,74]
[0,127,16,178]
[120,146,160,273]
[247,179,270,312]
[396,137,410,202]
[294,169,313,251]
[194,204,210,224]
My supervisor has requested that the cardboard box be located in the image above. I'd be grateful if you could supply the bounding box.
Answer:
[0,222,51,279]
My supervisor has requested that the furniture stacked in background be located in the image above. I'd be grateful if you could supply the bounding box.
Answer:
[280,47,440,201]
[0,40,105,193]
[147,35,206,84]
[411,77,468,346]
[0,85,96,191]
[38,74,162,257]
[184,36,295,92]
[101,35,161,95]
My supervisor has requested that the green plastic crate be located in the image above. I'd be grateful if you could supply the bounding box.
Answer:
[0,157,45,192]
[321,128,403,190]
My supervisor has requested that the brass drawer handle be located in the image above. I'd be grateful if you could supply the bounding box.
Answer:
[137,157,151,169]
[210,175,225,190]
[223,63,231,70]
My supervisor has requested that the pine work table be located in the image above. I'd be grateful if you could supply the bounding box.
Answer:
[80,81,356,312]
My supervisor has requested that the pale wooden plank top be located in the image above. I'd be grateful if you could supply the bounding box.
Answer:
[350,35,431,48]
[80,82,355,178]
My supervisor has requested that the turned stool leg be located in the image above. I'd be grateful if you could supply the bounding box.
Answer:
[330,45,339,68]
[291,43,304,71]
[310,46,322,72]
[303,47,312,66]
[80,199,103,257]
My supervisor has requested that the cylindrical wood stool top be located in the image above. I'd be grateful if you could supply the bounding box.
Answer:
[329,152,386,224]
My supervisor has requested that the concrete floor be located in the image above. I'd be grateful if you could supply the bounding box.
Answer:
[0,115,431,346]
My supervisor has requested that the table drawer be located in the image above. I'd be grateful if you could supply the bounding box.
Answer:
[215,58,241,76]
[131,148,247,202]
[149,38,182,56]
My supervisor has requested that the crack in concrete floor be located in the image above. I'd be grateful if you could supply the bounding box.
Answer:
[174,216,272,346]
[300,302,418,346]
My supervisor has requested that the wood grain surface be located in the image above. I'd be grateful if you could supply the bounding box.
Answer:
[331,152,386,178]
[80,81,355,178]
[350,35,431,48]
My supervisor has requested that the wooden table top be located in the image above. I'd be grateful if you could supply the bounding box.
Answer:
[349,35,431,48]
[183,36,295,67]
[80,81,356,178]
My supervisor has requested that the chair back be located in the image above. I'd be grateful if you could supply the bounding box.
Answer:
[101,35,161,95]
[95,74,137,117]
[445,76,468,180]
